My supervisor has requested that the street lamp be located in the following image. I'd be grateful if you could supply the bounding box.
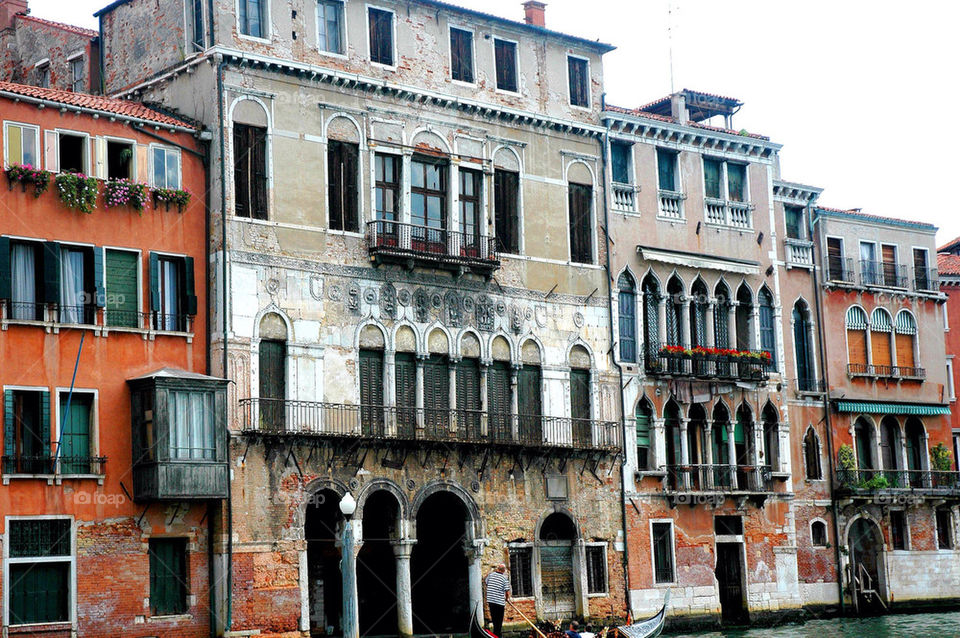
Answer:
[340,492,359,638]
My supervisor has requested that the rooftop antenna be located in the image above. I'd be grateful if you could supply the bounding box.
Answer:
[667,0,675,94]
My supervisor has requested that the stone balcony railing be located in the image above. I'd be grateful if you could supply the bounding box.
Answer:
[238,399,621,453]
[657,189,684,220]
[785,238,815,269]
[705,197,753,229]
[611,182,638,213]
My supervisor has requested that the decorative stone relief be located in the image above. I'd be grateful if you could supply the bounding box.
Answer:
[496,301,506,316]
[477,295,495,332]
[446,291,462,327]
[510,305,523,334]
[364,288,378,305]
[381,283,397,320]
[347,283,361,315]
[309,275,324,301]
[265,278,281,295]
[462,296,475,313]
[328,284,343,302]
[414,288,429,322]
[431,293,443,309]
[398,288,412,306]
[535,304,547,328]
[574,311,585,328]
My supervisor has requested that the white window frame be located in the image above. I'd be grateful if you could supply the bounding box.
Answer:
[149,144,182,189]
[649,519,676,585]
[448,25,476,87]
[52,129,92,175]
[492,37,520,95]
[102,246,144,331]
[365,5,397,70]
[235,0,271,43]
[584,541,609,597]
[809,518,828,547]
[101,135,138,181]
[316,0,347,58]
[67,53,84,93]
[2,515,76,628]
[52,387,100,478]
[2,121,41,169]
[948,357,956,402]
[566,53,591,110]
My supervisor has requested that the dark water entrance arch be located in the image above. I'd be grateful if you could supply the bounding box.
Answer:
[306,488,343,634]
[411,491,470,634]
[358,490,401,636]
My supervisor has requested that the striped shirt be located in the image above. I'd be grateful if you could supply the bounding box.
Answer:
[485,570,511,605]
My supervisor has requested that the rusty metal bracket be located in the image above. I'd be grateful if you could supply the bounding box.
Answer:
[167,502,181,526]
[137,504,150,526]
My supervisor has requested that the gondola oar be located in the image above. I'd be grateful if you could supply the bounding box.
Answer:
[507,599,549,638]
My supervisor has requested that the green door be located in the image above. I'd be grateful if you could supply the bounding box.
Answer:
[105,249,139,327]
[487,361,511,440]
[518,365,542,443]
[456,359,481,440]
[395,353,417,438]
[59,393,91,474]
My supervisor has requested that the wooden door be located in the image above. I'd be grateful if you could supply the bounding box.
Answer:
[517,365,542,443]
[359,350,384,436]
[539,543,575,618]
[570,369,591,446]
[716,543,747,624]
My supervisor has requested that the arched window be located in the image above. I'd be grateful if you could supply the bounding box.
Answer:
[712,403,732,487]
[642,275,660,370]
[895,310,918,377]
[690,279,708,375]
[635,399,653,471]
[758,287,776,371]
[854,417,876,472]
[665,276,684,347]
[762,403,779,472]
[880,416,901,476]
[359,324,386,435]
[811,521,827,547]
[803,428,822,480]
[735,284,753,351]
[793,300,816,391]
[518,340,543,443]
[846,307,869,374]
[258,312,288,429]
[871,308,893,376]
[715,282,731,376]
[618,272,637,363]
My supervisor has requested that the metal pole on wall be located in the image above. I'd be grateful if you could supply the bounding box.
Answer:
[340,492,359,638]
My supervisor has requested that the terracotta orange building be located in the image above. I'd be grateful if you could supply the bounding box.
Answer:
[937,239,960,464]
[0,81,227,637]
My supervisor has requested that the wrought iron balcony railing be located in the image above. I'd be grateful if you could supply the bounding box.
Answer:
[835,468,960,494]
[846,363,925,380]
[1,455,107,475]
[826,257,855,284]
[366,220,499,274]
[860,260,908,289]
[1,300,192,333]
[238,398,621,452]
[914,267,939,293]
[794,377,827,394]
[645,349,771,382]
[663,464,774,494]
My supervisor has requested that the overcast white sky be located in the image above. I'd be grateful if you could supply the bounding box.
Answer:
[32,0,960,243]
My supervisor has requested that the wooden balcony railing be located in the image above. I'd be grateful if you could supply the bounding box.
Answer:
[366,220,499,274]
[238,399,621,452]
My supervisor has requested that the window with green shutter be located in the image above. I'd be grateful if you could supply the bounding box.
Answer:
[635,401,652,471]
[3,389,50,474]
[58,392,92,474]
[456,358,481,440]
[7,518,71,625]
[656,148,677,192]
[487,361,511,440]
[423,355,449,438]
[359,349,384,436]
[105,249,139,328]
[703,158,722,199]
[149,538,188,616]
[395,353,417,437]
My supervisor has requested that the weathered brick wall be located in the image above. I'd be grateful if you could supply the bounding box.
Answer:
[100,0,187,93]
[0,17,95,91]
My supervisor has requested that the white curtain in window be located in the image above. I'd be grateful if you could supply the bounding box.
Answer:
[168,391,215,460]
[161,260,179,330]
[11,244,36,320]
[60,248,85,323]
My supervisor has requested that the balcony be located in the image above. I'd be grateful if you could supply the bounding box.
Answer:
[794,377,827,396]
[611,182,638,213]
[784,238,815,269]
[704,197,753,229]
[826,257,856,285]
[1,300,193,337]
[645,347,772,382]
[1,455,106,480]
[914,267,939,293]
[657,189,684,220]
[366,220,499,275]
[238,399,621,454]
[662,464,776,506]
[847,363,925,381]
[860,260,908,289]
[835,468,960,498]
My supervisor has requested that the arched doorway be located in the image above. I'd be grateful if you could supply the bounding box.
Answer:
[306,488,344,634]
[735,403,754,489]
[712,403,732,488]
[358,491,401,636]
[539,512,578,619]
[412,491,470,634]
[905,418,926,488]
[848,518,886,612]
[258,312,287,430]
[664,401,682,489]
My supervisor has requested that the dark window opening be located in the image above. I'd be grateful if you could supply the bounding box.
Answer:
[937,509,953,550]
[328,140,359,232]
[811,521,827,547]
[827,237,845,280]
[804,430,822,480]
[107,140,134,181]
[148,252,196,332]
[890,511,906,550]
[450,28,474,83]
[568,182,593,264]
[585,545,607,594]
[652,522,674,583]
[714,516,743,536]
[567,57,589,107]
[611,142,631,185]
[494,39,517,92]
[727,162,746,202]
[508,546,533,597]
[3,389,49,474]
[618,273,637,363]
[369,8,394,66]
[149,538,188,616]
[785,206,804,239]
[657,148,677,192]
[192,0,204,48]
[233,123,268,219]
[239,0,266,38]
[494,169,519,254]
[58,134,86,174]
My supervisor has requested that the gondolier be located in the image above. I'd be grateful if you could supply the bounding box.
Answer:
[485,563,511,637]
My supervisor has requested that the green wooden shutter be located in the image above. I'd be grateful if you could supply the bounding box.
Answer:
[42,241,60,304]
[10,563,69,624]
[3,390,14,466]
[149,538,187,615]
[635,414,651,448]
[93,246,105,307]
[183,256,197,316]
[359,349,384,436]
[0,236,11,300]
[105,249,139,328]
[518,364,542,442]
[60,393,91,474]
[456,359,481,439]
[423,355,449,437]
[148,252,160,311]
[40,390,50,458]
[487,362,510,440]
[656,149,675,191]
[395,353,417,437]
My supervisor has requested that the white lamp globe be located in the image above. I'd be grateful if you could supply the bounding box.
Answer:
[339,492,357,517]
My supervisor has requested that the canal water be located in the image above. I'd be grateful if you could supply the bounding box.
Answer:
[664,611,960,637]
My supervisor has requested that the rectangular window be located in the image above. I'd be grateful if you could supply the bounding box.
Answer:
[948,359,956,402]
[192,0,204,48]
[152,146,182,190]
[58,133,88,174]
[703,157,722,199]
[727,163,746,202]
[827,237,845,281]
[656,148,677,192]
[149,538,188,615]
[107,140,135,181]
[459,168,481,254]
[7,240,44,321]
[494,169,519,254]
[450,27,474,83]
[890,510,907,550]
[395,352,417,435]
[59,245,94,324]
[233,123,268,219]
[374,153,400,224]
[636,412,650,471]
[36,63,50,88]
[410,158,447,249]
[317,0,344,54]
[239,0,266,38]
[567,56,589,108]
[494,39,517,92]
[368,8,394,66]
[167,390,216,460]
[327,140,359,232]
[3,389,51,474]
[914,248,931,290]
[148,252,196,332]
[585,545,607,594]
[69,57,84,92]
[937,509,953,549]
[359,349,384,435]
[7,519,71,625]
[4,122,40,167]
[58,392,92,474]
[568,182,593,264]
[785,206,804,239]
[652,522,675,584]
[105,248,139,328]
[508,546,533,597]
[881,244,898,287]
[860,241,878,285]
[611,142,631,185]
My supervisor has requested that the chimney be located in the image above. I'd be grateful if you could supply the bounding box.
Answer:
[670,91,688,125]
[0,0,27,31]
[523,1,546,27]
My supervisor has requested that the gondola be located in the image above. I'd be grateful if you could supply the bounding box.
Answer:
[471,604,499,638]
[616,591,669,638]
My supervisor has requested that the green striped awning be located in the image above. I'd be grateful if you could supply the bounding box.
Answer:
[834,401,951,416]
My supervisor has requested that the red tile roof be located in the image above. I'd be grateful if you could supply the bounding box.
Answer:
[0,81,195,129]
[17,14,98,39]
[815,205,937,230]
[937,253,960,276]
[604,103,770,141]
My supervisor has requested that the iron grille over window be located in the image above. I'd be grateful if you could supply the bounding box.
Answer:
[652,522,674,583]
[509,546,533,597]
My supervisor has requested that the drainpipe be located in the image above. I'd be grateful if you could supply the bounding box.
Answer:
[97,15,105,95]
[809,206,845,615]
[600,99,633,619]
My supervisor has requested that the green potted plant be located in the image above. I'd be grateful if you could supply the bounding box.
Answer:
[5,163,52,197]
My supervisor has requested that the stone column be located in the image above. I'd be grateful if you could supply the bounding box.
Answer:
[680,298,691,349]
[679,417,690,489]
[727,421,738,490]
[415,354,426,432]
[392,540,416,638]
[657,295,668,346]
[465,539,486,624]
[341,520,362,638]
[706,300,716,347]
[510,364,520,441]
[449,357,460,435]
[480,360,490,437]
